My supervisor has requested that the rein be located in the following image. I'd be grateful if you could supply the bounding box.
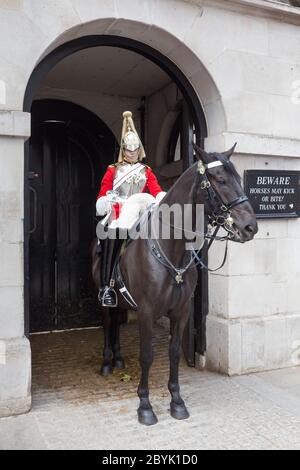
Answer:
[148,220,207,285]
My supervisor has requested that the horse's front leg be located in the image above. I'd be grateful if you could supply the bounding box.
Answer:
[168,308,190,420]
[137,312,158,426]
[110,308,125,369]
[100,308,113,376]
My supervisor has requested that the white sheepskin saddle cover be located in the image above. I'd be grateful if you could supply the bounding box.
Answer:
[109,193,155,230]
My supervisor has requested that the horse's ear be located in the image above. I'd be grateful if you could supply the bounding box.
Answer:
[222,142,237,160]
[192,143,210,163]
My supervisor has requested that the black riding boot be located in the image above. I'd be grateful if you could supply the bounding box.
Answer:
[98,237,119,307]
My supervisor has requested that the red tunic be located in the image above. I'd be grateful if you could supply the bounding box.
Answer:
[97,164,163,219]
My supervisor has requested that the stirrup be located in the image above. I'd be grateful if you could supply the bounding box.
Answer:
[98,286,118,308]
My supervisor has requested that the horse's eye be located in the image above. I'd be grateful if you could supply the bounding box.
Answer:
[218,179,226,185]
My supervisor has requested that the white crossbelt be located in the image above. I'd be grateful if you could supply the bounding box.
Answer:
[113,163,144,191]
[100,163,144,226]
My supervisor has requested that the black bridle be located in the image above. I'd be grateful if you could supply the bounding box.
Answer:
[196,159,249,240]
[147,158,249,283]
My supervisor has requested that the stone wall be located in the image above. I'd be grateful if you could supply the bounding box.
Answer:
[0,111,31,417]
[145,82,182,167]
[281,1,300,7]
[0,0,300,416]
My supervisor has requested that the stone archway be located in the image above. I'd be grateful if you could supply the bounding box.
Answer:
[23,30,210,360]
[0,8,226,417]
[26,16,225,139]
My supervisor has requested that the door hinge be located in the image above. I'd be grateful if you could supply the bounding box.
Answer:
[28,171,39,180]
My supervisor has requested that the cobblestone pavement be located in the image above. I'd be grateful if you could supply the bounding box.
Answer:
[1,325,300,450]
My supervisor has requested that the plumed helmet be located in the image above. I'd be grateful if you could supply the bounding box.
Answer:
[122,131,140,151]
[118,111,146,162]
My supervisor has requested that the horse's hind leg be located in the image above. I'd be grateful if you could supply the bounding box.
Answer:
[100,309,113,376]
[110,308,125,369]
[137,313,158,426]
[168,309,190,420]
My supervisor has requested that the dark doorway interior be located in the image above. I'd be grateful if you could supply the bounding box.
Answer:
[27,100,117,332]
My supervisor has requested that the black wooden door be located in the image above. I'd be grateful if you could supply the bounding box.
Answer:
[181,104,208,366]
[27,100,116,332]
[28,124,57,331]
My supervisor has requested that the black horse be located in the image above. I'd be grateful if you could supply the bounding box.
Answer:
[92,144,258,425]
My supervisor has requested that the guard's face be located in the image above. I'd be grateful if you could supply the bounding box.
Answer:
[124,148,139,163]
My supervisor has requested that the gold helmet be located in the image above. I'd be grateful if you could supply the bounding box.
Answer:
[118,111,146,162]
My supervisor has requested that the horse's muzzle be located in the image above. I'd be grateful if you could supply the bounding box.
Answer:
[232,219,258,242]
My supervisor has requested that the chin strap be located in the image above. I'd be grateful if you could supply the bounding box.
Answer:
[123,157,139,165]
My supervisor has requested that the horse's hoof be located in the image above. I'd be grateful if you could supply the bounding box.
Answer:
[170,402,190,420]
[113,358,125,369]
[137,408,158,426]
[100,364,113,376]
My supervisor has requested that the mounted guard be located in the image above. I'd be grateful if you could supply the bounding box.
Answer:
[96,111,166,307]
[92,139,258,425]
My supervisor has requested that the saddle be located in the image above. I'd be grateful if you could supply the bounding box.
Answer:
[110,205,155,310]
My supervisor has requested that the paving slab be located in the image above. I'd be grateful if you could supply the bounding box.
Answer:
[1,326,300,450]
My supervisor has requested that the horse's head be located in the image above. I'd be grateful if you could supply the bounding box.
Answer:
[193,143,258,243]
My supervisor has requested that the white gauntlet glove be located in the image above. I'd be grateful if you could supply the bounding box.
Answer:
[96,196,111,216]
[154,191,167,205]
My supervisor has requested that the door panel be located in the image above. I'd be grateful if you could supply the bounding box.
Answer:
[28,100,116,332]
[29,127,57,331]
[55,129,99,330]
